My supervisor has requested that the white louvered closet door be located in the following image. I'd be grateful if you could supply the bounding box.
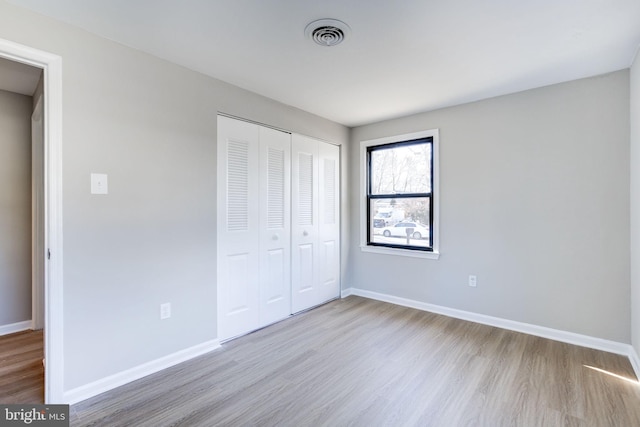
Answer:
[291,134,340,313]
[317,142,340,304]
[258,126,291,325]
[218,116,339,339]
[217,116,261,341]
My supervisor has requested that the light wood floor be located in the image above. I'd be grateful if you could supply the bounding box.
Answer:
[70,296,640,426]
[0,329,44,404]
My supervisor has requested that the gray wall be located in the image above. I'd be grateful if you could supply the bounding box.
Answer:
[0,0,632,395]
[31,72,44,329]
[350,71,631,343]
[631,51,640,354]
[0,2,349,391]
[0,89,32,327]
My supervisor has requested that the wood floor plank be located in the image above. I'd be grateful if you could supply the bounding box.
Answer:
[65,296,640,426]
[0,330,44,404]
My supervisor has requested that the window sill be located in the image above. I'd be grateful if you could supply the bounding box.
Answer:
[360,245,440,260]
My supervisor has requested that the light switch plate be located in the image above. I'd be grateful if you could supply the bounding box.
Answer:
[160,303,171,320]
[91,173,108,194]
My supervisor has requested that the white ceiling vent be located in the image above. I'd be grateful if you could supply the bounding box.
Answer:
[305,19,351,47]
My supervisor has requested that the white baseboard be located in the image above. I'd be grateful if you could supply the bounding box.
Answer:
[63,339,221,404]
[629,347,640,379]
[0,320,32,336]
[345,288,640,377]
[341,287,353,298]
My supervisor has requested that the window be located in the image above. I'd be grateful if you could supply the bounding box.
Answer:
[360,130,439,259]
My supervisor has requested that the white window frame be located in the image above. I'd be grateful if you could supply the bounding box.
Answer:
[360,129,440,259]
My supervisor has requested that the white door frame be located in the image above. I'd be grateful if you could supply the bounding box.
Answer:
[0,38,64,404]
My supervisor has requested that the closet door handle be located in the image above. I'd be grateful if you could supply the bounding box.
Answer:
[272,234,279,241]
[303,230,309,237]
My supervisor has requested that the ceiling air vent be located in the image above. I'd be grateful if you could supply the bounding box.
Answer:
[305,19,351,47]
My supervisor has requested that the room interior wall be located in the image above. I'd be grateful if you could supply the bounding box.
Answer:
[31,71,42,108]
[631,48,640,356]
[0,1,349,392]
[349,70,631,343]
[0,88,32,328]
[31,72,44,330]
[2,0,633,398]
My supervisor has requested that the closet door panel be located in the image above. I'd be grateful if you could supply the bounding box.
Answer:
[218,117,341,335]
[264,249,286,301]
[291,134,320,313]
[297,243,315,292]
[318,143,341,303]
[223,254,253,315]
[259,127,291,325]
[217,116,261,341]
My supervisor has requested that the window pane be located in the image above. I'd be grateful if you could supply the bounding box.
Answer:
[370,197,430,248]
[370,142,431,195]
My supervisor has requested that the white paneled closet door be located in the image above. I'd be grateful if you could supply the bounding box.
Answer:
[218,116,339,339]
[291,134,340,313]
[291,134,319,313]
[317,142,340,304]
[217,116,261,341]
[258,126,291,325]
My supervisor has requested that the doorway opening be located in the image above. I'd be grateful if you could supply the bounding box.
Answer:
[0,57,43,403]
[0,38,63,404]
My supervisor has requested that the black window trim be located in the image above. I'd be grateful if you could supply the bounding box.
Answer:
[366,137,434,252]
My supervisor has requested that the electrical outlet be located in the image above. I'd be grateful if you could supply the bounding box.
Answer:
[468,275,477,287]
[160,303,171,319]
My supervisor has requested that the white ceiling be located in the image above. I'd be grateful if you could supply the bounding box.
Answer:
[7,0,640,127]
[0,56,41,96]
